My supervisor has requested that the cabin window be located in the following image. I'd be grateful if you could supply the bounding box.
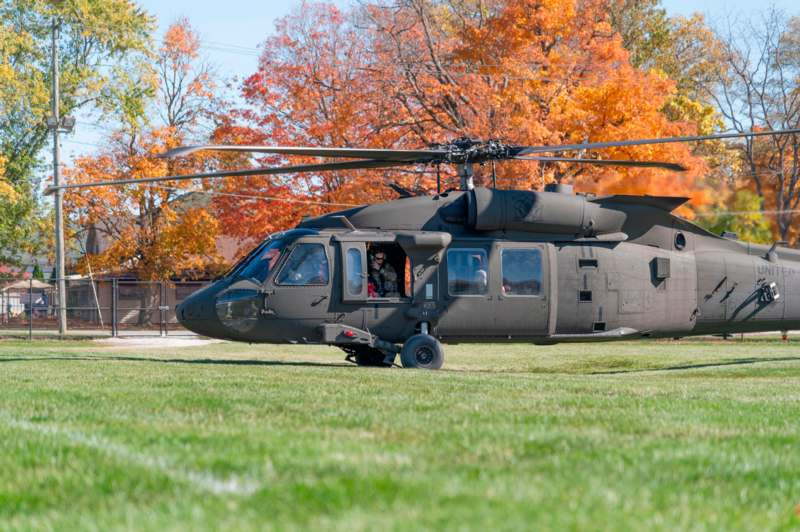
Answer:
[447,248,488,296]
[276,243,329,286]
[674,232,686,250]
[346,248,363,296]
[501,249,542,296]
[366,243,409,298]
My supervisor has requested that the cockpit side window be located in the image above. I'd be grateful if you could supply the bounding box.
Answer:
[276,243,330,286]
[237,239,286,283]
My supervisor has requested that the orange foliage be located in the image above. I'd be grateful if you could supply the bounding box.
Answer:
[64,127,224,280]
[64,19,224,280]
[214,0,709,243]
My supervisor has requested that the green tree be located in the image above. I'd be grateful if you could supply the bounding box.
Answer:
[697,189,773,244]
[31,263,44,280]
[0,0,154,263]
[609,1,732,200]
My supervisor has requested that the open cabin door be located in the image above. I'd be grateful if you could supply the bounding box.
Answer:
[340,242,367,303]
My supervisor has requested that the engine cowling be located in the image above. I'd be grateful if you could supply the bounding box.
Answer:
[465,187,626,236]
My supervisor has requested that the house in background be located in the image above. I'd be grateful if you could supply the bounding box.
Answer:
[2,192,261,330]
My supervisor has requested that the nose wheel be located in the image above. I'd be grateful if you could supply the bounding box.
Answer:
[400,334,444,370]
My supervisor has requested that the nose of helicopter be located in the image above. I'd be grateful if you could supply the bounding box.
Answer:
[176,284,228,339]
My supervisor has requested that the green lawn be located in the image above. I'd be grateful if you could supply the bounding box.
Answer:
[1,337,799,531]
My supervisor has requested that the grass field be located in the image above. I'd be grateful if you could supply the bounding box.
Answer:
[1,337,800,531]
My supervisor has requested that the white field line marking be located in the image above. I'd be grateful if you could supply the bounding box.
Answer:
[0,412,260,496]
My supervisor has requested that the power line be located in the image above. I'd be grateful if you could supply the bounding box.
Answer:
[202,39,260,52]
[694,208,800,218]
[77,120,117,133]
[62,139,105,149]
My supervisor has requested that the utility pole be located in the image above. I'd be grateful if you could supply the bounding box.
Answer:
[47,16,74,336]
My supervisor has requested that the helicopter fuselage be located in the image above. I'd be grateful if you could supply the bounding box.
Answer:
[177,187,800,354]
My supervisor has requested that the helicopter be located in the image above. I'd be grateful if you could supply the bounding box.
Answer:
[48,129,800,369]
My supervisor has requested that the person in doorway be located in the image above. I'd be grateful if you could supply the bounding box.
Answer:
[368,250,399,297]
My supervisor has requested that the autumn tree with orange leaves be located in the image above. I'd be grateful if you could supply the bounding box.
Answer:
[211,0,710,245]
[64,19,225,289]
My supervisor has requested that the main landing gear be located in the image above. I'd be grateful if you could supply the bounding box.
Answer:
[400,334,445,370]
[333,323,445,369]
[343,335,445,370]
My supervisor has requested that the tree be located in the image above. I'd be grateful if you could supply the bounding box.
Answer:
[708,10,800,243]
[0,155,12,200]
[63,20,224,322]
[31,263,45,281]
[216,0,709,245]
[64,128,224,281]
[0,153,26,264]
[696,189,773,244]
[0,0,153,263]
[212,2,380,245]
[609,2,738,198]
[0,153,44,265]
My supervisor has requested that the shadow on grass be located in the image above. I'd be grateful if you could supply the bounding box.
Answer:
[0,355,351,369]
[5,354,800,375]
[592,356,800,374]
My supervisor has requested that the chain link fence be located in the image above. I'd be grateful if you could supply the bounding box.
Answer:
[0,277,210,338]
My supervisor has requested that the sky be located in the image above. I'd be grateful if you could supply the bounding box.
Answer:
[60,0,800,164]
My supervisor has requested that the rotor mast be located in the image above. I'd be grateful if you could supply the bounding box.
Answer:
[456,163,474,191]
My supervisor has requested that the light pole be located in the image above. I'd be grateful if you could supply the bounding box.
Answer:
[47,16,75,336]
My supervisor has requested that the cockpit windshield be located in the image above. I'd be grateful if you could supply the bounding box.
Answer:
[223,229,319,283]
[234,239,286,283]
[223,229,317,283]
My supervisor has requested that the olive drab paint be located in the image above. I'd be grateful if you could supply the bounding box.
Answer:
[176,185,800,366]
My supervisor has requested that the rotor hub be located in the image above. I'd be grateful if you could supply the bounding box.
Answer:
[429,137,517,165]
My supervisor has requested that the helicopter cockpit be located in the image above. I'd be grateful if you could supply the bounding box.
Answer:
[223,229,320,283]
[177,229,328,339]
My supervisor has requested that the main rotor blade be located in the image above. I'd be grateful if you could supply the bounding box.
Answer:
[518,128,800,155]
[44,158,407,194]
[515,156,688,171]
[161,144,447,161]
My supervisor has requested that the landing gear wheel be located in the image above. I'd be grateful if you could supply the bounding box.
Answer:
[347,346,392,367]
[400,334,444,370]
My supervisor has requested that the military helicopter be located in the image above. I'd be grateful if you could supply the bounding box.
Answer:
[49,129,800,369]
